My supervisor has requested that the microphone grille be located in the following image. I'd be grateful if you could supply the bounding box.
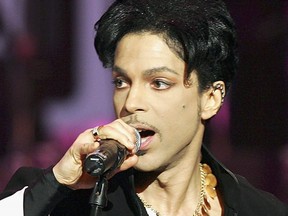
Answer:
[134,128,141,152]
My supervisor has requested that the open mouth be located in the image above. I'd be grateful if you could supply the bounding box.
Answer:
[138,129,155,138]
[136,129,155,152]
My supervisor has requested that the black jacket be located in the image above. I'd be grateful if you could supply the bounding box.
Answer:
[1,146,287,216]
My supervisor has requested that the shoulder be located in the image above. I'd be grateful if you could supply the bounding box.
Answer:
[7,166,44,187]
[235,174,288,216]
[0,166,44,199]
[201,146,288,215]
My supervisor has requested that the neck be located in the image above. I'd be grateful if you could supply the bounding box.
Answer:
[135,151,202,215]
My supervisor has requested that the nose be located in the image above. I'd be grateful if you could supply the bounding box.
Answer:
[124,84,148,114]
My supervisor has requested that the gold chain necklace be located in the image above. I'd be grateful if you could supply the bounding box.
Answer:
[137,163,217,216]
[137,197,160,216]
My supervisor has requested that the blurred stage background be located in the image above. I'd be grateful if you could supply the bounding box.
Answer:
[0,0,287,203]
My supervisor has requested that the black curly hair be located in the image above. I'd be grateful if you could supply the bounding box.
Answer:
[94,0,238,92]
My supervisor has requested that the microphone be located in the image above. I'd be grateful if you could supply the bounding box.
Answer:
[84,128,141,176]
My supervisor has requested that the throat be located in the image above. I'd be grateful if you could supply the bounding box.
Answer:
[135,163,218,216]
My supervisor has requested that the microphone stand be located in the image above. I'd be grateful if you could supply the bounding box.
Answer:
[89,175,108,216]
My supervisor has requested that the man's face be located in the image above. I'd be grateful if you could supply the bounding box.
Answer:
[112,33,205,172]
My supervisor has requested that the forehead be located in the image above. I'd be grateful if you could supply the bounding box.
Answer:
[114,33,185,75]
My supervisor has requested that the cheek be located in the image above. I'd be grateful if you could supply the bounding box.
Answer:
[169,99,202,135]
[158,100,198,126]
[180,103,200,122]
[181,90,202,115]
[113,93,124,115]
[182,102,201,117]
[158,102,201,150]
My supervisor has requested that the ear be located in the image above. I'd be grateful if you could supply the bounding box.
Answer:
[200,81,225,120]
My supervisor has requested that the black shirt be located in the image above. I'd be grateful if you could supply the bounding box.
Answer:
[1,146,287,216]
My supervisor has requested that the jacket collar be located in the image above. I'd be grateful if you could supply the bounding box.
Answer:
[201,145,240,215]
[115,145,241,215]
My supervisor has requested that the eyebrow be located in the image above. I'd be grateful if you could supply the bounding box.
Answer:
[112,65,179,77]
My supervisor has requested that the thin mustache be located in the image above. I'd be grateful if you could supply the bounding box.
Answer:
[124,115,160,135]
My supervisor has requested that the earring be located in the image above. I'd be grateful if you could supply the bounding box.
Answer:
[213,83,225,104]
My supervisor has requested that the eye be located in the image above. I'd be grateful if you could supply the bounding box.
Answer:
[112,77,129,89]
[151,79,173,90]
